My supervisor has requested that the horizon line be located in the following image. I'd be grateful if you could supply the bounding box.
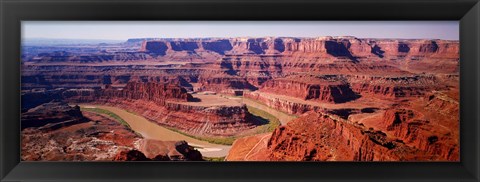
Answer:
[23,36,460,41]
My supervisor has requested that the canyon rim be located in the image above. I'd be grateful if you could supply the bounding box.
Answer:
[20,21,460,162]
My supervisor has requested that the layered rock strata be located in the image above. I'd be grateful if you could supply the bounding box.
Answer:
[22,104,203,161]
[21,101,88,130]
[136,37,458,63]
[243,91,326,115]
[227,112,446,161]
[380,94,459,161]
[21,36,460,162]
[348,75,441,98]
[260,74,359,103]
[21,109,140,161]
[22,37,459,92]
[61,82,256,137]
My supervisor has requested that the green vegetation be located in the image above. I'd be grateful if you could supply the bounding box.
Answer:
[81,107,132,129]
[164,126,237,145]
[203,156,226,162]
[242,97,299,119]
[81,107,143,137]
[247,106,282,134]
[82,106,236,145]
[80,104,283,146]
[163,105,282,145]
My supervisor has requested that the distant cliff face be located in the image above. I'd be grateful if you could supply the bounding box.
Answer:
[24,37,459,77]
[23,36,459,91]
[139,37,459,61]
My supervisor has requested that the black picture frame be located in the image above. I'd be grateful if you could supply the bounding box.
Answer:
[1,0,479,181]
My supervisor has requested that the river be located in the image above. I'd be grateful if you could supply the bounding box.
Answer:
[238,97,297,125]
[80,105,231,158]
[79,97,296,158]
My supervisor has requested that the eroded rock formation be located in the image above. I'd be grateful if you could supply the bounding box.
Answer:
[113,140,203,161]
[380,99,459,161]
[23,37,459,91]
[227,112,442,161]
[260,74,359,103]
[60,82,257,137]
[21,100,204,161]
[21,109,141,161]
[244,91,324,115]
[21,101,88,130]
[348,75,441,98]
[21,36,460,161]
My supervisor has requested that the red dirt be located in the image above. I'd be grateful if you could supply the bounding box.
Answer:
[22,36,460,161]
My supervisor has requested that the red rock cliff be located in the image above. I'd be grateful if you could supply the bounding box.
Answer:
[102,82,192,102]
[381,107,459,161]
[266,112,427,161]
[61,82,256,137]
[228,112,448,161]
[139,37,458,62]
[260,74,358,103]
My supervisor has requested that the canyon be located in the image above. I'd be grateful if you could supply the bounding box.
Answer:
[21,36,459,161]
[21,101,203,161]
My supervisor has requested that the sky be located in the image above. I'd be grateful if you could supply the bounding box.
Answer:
[22,21,459,41]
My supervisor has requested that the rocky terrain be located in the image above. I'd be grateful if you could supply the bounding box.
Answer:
[113,140,203,161]
[21,100,88,130]
[21,36,459,161]
[22,37,458,90]
[260,74,359,103]
[21,101,203,161]
[226,109,458,161]
[23,81,257,137]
